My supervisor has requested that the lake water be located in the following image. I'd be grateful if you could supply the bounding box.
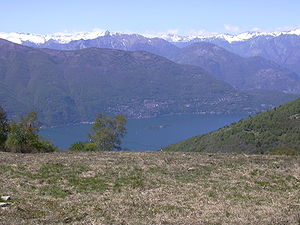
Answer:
[39,114,248,151]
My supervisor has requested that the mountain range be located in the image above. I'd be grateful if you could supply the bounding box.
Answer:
[0,31,178,58]
[0,38,297,126]
[2,29,300,94]
[170,42,300,93]
[2,29,300,45]
[192,32,300,76]
[3,29,300,72]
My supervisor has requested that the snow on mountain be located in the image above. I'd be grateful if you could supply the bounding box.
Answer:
[0,29,108,44]
[143,33,193,42]
[0,32,46,44]
[146,28,300,43]
[204,29,300,43]
[1,28,300,45]
[288,29,300,35]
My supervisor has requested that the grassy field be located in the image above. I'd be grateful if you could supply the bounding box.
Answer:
[0,152,299,224]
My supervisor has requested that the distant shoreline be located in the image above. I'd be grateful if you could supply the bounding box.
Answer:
[39,111,251,129]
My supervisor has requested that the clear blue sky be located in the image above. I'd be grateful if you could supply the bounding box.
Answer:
[1,0,300,35]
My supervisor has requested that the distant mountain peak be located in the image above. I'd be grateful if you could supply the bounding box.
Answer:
[147,28,300,43]
[202,29,300,43]
[1,28,300,45]
[0,29,110,44]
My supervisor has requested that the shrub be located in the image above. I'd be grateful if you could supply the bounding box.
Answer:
[271,146,297,156]
[0,105,9,148]
[69,141,97,152]
[32,139,57,153]
[84,142,98,151]
[5,129,56,153]
[4,111,56,153]
[69,141,86,151]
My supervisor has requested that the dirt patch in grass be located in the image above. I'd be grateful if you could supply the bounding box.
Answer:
[0,152,299,224]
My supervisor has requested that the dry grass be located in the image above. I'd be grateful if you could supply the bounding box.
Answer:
[0,151,299,224]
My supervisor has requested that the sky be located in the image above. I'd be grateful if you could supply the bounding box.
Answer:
[1,0,300,35]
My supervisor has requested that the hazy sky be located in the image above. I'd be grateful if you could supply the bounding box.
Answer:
[1,0,300,35]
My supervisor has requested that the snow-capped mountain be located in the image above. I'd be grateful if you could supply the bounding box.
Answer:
[0,29,109,44]
[194,29,300,43]
[1,28,300,45]
[195,29,300,76]
[169,42,300,94]
[153,29,300,43]
[0,30,188,44]
[1,28,300,76]
[3,31,178,59]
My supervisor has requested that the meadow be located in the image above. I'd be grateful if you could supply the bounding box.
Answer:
[0,152,299,224]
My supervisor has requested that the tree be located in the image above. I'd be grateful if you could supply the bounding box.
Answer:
[5,111,56,153]
[89,114,127,151]
[0,106,9,148]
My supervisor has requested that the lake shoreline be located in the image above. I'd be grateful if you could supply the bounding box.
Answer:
[40,111,252,129]
[40,114,249,151]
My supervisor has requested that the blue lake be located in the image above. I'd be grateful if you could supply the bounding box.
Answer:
[39,114,248,151]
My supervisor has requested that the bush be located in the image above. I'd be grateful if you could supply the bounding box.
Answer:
[84,142,98,151]
[0,105,9,148]
[32,139,57,153]
[4,111,56,153]
[271,146,297,156]
[5,131,56,153]
[69,142,86,151]
[69,141,97,152]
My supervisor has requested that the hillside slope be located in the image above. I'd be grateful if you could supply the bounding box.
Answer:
[5,30,300,77]
[0,39,298,125]
[0,39,265,125]
[8,32,300,94]
[24,32,179,59]
[164,98,300,154]
[171,42,300,94]
[190,34,300,76]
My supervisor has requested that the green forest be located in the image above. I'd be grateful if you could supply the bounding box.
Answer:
[164,98,300,154]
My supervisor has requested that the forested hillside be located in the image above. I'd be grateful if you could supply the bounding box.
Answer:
[164,98,300,154]
[1,39,296,125]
